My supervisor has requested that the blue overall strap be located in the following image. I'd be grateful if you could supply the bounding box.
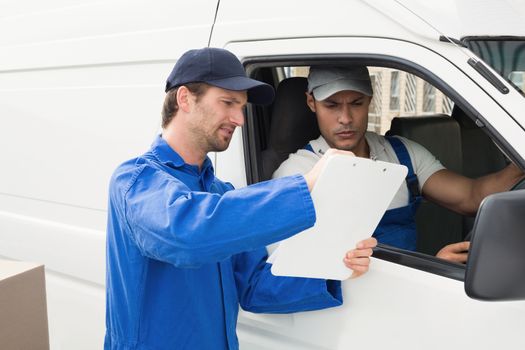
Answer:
[385,136,421,203]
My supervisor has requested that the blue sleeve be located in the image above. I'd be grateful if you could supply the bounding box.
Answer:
[233,248,342,313]
[122,166,316,268]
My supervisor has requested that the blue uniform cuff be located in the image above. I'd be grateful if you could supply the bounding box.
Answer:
[290,174,316,227]
[326,279,343,303]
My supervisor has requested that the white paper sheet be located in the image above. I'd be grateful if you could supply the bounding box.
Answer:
[270,154,408,280]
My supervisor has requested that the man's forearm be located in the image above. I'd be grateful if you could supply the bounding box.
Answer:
[471,163,524,210]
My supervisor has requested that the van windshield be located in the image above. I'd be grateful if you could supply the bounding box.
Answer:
[464,37,525,96]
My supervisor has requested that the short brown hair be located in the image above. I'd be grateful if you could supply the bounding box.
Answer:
[161,82,209,128]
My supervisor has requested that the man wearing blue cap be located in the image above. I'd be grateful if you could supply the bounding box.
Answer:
[274,65,523,263]
[104,48,376,350]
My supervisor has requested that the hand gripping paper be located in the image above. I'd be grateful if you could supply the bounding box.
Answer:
[270,154,408,280]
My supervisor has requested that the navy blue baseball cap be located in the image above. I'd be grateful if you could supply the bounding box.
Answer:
[165,47,275,105]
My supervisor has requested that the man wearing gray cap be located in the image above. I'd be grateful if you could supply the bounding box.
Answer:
[273,65,523,262]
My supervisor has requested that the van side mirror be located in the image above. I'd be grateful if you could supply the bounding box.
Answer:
[465,190,525,301]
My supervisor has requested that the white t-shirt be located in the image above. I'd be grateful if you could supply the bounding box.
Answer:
[272,132,445,210]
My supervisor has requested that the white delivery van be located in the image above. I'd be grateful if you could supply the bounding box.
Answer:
[1,0,524,349]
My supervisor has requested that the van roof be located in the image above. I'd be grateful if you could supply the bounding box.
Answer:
[215,0,525,45]
[396,0,525,38]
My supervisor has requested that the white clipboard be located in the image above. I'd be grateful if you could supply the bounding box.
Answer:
[270,154,408,280]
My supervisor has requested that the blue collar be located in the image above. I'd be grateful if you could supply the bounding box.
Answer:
[150,135,213,174]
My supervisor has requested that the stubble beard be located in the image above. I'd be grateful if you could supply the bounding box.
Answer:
[187,99,232,154]
[208,128,231,152]
[187,122,230,154]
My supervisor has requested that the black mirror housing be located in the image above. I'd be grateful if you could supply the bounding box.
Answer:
[465,190,525,301]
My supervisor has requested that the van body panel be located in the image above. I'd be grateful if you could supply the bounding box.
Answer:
[395,0,525,38]
[0,0,219,70]
[239,259,525,349]
[215,0,525,43]
[0,1,218,348]
[213,0,439,47]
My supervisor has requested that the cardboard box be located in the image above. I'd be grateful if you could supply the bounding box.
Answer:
[0,260,50,350]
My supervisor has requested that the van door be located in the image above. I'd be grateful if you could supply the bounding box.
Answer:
[214,37,525,350]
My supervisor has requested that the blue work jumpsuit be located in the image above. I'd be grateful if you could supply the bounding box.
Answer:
[373,136,422,250]
[105,136,342,350]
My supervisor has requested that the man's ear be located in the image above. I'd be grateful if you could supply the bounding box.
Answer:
[305,92,316,112]
[177,86,192,113]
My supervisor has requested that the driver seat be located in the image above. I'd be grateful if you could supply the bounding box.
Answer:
[260,77,320,180]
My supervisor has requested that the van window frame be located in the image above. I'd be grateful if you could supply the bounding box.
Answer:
[240,53,520,281]
[243,53,521,180]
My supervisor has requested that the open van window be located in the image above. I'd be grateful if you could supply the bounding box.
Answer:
[244,60,515,280]
[464,37,525,96]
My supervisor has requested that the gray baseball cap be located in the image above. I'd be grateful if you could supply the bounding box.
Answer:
[308,66,373,101]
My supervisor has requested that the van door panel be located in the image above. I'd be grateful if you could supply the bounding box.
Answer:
[215,37,525,349]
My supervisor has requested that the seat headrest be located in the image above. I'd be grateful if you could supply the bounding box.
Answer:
[269,77,320,153]
[388,115,462,173]
[260,77,320,180]
[451,105,478,130]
